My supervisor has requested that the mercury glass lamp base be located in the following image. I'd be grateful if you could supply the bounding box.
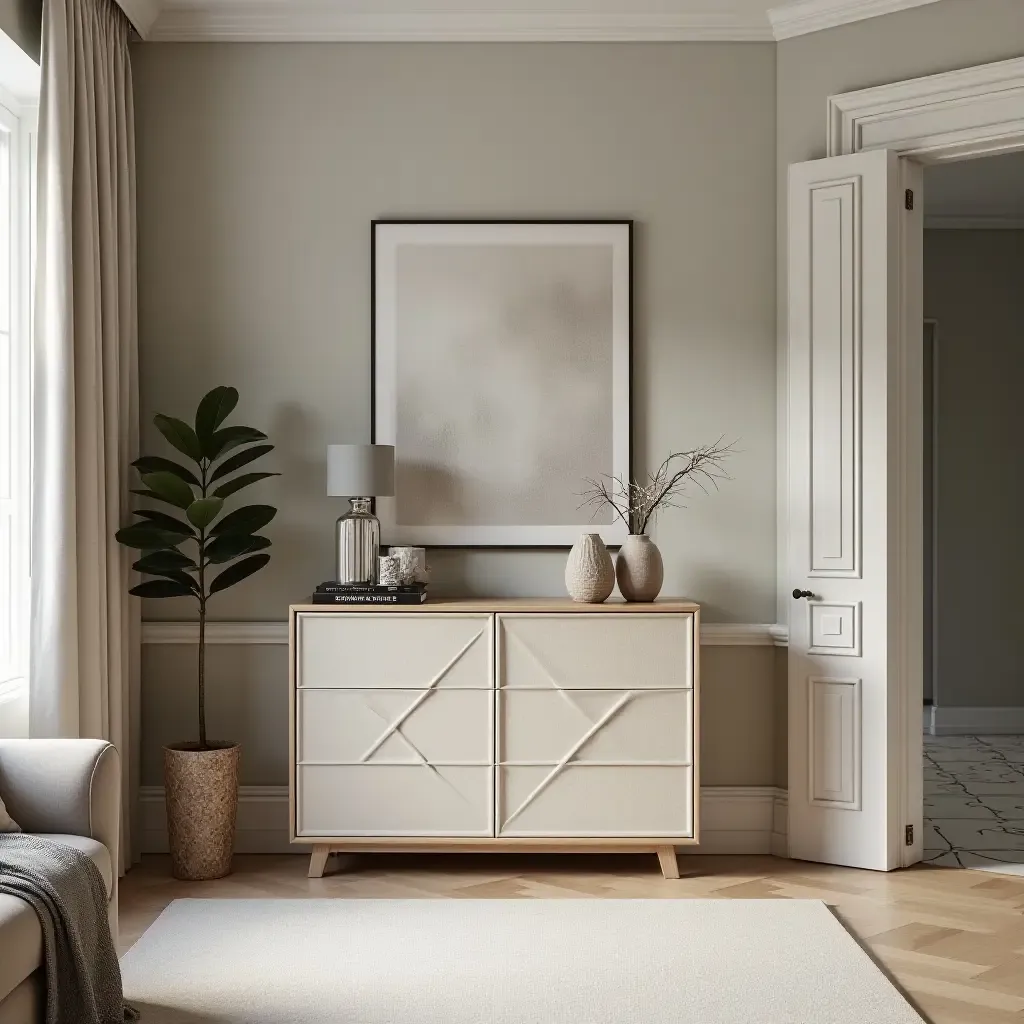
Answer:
[335,497,380,585]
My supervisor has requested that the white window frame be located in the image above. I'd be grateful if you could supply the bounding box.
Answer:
[0,82,36,738]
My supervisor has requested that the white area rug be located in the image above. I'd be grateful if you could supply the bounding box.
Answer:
[120,899,924,1023]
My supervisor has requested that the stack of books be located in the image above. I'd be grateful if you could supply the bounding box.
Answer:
[312,581,428,605]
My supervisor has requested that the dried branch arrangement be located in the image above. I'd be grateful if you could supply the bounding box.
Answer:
[580,437,736,536]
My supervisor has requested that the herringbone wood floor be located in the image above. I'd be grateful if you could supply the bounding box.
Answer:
[120,854,1024,1024]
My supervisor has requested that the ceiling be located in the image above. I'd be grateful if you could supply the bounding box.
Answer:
[120,0,945,43]
[926,152,1024,228]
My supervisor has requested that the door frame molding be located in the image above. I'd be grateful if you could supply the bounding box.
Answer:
[812,55,1024,867]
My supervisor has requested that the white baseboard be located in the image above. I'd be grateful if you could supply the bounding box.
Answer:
[140,785,789,858]
[929,706,1024,735]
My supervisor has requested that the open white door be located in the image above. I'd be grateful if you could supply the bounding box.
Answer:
[787,148,923,871]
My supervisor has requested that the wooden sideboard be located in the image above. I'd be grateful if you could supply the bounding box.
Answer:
[289,598,699,879]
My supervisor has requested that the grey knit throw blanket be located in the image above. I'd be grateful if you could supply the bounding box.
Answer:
[0,833,138,1023]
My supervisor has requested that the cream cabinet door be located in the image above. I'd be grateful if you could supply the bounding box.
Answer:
[294,613,493,837]
[495,614,695,838]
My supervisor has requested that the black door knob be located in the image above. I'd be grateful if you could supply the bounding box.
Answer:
[792,589,815,600]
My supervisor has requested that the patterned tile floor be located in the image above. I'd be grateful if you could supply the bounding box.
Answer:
[924,734,1024,873]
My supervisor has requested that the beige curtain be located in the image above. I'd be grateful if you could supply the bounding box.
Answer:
[30,0,140,871]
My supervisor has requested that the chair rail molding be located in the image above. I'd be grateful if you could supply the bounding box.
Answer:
[140,784,789,855]
[828,56,1024,162]
[141,619,786,647]
[768,0,940,41]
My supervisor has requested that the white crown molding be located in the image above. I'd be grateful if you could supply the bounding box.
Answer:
[768,0,941,40]
[116,0,162,38]
[141,619,786,647]
[147,5,775,43]
[139,784,789,855]
[925,213,1024,230]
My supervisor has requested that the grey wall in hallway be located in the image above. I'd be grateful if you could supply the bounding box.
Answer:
[924,229,1024,710]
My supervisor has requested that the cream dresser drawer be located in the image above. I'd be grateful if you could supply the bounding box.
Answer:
[296,612,492,689]
[496,613,693,690]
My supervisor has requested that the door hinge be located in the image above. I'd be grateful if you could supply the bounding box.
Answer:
[905,189,915,211]
[905,824,914,846]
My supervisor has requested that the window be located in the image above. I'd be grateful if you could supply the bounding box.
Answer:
[0,35,38,738]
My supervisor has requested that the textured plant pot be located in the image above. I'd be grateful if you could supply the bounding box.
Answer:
[616,534,665,602]
[163,742,240,881]
[565,533,615,603]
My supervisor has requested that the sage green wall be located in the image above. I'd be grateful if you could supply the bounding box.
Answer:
[132,41,781,786]
[133,42,778,625]
[924,230,1024,710]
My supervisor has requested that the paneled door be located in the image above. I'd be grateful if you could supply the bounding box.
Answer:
[787,148,923,870]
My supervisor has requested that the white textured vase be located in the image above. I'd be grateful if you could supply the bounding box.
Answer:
[564,533,615,603]
[616,534,665,602]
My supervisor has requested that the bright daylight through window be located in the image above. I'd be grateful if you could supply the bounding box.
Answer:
[0,30,38,738]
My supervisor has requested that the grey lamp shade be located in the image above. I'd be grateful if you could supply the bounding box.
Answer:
[327,444,395,497]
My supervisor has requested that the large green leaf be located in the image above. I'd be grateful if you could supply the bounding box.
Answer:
[212,472,279,500]
[187,496,224,529]
[195,387,239,446]
[141,471,195,509]
[116,522,184,550]
[153,415,203,462]
[134,550,197,573]
[210,504,276,537]
[132,509,195,537]
[209,553,270,594]
[208,444,274,483]
[205,533,271,564]
[132,456,200,487]
[208,426,267,461]
[129,579,195,599]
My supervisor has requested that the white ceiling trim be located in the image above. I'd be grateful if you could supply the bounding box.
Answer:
[146,6,775,43]
[137,0,953,43]
[768,0,943,40]
[116,0,162,38]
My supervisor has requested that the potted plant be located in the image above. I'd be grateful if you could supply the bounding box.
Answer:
[580,439,735,601]
[116,386,278,880]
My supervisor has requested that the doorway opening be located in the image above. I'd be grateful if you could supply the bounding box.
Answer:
[921,152,1024,872]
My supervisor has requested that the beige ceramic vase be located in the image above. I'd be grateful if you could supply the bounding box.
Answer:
[615,534,665,602]
[163,742,240,881]
[565,533,615,603]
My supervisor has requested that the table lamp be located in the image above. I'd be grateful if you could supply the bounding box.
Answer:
[327,444,395,584]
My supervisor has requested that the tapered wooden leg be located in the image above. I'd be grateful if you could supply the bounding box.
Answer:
[657,846,680,880]
[308,845,332,878]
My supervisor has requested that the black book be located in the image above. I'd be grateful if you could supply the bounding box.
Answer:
[311,591,428,605]
[315,581,426,594]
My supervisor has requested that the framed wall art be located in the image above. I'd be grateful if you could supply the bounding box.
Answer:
[372,219,632,547]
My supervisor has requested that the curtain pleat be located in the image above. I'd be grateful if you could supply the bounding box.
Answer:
[31,0,140,872]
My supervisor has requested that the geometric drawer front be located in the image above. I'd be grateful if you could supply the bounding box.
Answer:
[297,764,492,837]
[497,765,693,837]
[497,614,693,690]
[499,689,693,764]
[808,601,861,657]
[297,613,492,689]
[298,688,492,765]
